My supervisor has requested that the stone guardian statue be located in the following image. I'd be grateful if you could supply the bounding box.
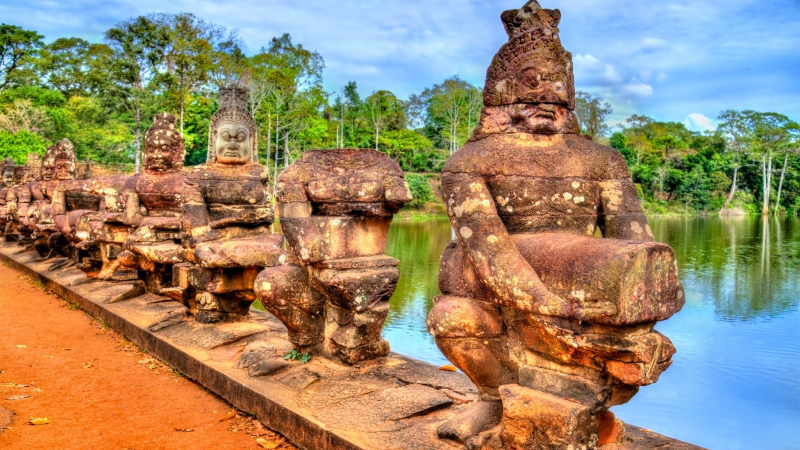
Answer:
[165,86,287,323]
[426,2,686,448]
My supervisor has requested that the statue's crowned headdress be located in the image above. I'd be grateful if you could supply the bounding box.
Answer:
[207,85,258,164]
[54,139,76,164]
[144,112,185,172]
[483,0,575,109]
[25,153,43,181]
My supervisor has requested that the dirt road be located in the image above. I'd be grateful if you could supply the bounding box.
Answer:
[0,261,293,450]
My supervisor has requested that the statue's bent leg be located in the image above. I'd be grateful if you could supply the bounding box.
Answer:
[427,294,514,445]
[311,264,398,365]
[255,265,324,349]
[428,294,515,395]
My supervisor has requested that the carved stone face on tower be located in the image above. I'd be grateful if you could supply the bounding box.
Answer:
[143,112,185,173]
[207,86,258,165]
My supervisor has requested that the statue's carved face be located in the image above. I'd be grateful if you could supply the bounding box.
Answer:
[516,103,571,134]
[41,157,55,181]
[54,160,73,181]
[515,59,572,110]
[14,168,29,185]
[2,171,14,187]
[144,143,175,172]
[143,113,184,173]
[215,124,251,165]
[144,147,172,172]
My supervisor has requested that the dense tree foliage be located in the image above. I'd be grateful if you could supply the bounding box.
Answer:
[610,110,799,215]
[1,19,797,214]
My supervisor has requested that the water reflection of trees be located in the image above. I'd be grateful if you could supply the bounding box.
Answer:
[650,216,800,320]
[384,219,453,326]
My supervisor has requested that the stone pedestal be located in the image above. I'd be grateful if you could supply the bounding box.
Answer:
[500,384,599,450]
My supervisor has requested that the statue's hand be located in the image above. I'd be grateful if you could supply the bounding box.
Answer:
[123,213,143,227]
[300,240,329,264]
[572,300,618,322]
[526,286,617,321]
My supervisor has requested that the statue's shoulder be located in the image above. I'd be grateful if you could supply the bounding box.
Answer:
[243,163,267,177]
[56,179,83,192]
[567,135,632,179]
[443,140,491,176]
[184,164,213,181]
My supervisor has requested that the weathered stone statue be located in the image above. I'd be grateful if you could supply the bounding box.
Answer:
[5,153,43,243]
[256,149,412,365]
[70,175,132,278]
[164,86,286,323]
[47,139,100,259]
[426,2,685,448]
[0,158,16,238]
[115,112,187,290]
[32,139,77,256]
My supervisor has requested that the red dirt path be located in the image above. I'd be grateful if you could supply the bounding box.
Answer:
[0,261,293,450]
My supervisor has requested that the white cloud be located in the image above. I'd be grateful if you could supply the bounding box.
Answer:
[574,54,624,86]
[621,83,654,99]
[683,113,716,131]
[641,37,669,51]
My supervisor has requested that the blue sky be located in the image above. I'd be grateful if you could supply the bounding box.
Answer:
[3,0,799,131]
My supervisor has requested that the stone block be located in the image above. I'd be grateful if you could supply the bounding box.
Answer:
[500,384,599,450]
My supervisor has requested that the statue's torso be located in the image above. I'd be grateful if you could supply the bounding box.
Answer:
[445,133,633,237]
[135,171,185,217]
[60,180,103,212]
[186,163,272,229]
[0,186,10,206]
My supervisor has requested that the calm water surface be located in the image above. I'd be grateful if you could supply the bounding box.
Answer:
[383,216,800,450]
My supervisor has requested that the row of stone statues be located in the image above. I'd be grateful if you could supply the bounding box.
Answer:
[0,87,412,367]
[0,2,685,448]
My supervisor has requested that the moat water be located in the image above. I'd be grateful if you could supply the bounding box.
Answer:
[382,216,800,450]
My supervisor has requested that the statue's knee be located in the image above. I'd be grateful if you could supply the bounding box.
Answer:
[255,265,316,310]
[427,295,503,339]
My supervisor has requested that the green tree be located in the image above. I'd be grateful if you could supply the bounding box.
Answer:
[0,24,44,91]
[154,13,226,135]
[28,38,114,98]
[378,129,435,171]
[0,129,47,163]
[411,76,482,154]
[104,16,170,173]
[575,91,612,139]
[365,90,405,150]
